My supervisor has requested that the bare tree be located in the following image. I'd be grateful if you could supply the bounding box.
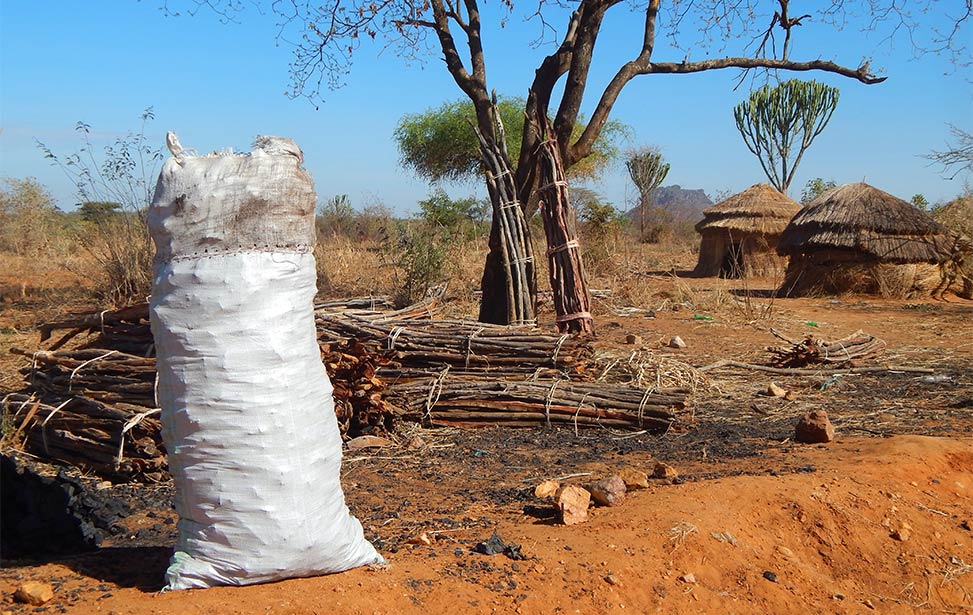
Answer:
[927,125,973,179]
[165,0,968,330]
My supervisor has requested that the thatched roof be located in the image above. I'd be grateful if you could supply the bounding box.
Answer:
[695,183,799,235]
[932,195,973,240]
[777,182,952,263]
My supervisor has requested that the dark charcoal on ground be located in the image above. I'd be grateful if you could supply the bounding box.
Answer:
[1,453,131,560]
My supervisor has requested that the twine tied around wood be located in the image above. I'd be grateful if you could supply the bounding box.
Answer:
[387,326,406,351]
[116,408,162,469]
[547,240,579,256]
[68,350,118,393]
[41,399,74,455]
[551,334,570,366]
[555,311,592,324]
[424,365,450,422]
[464,328,484,369]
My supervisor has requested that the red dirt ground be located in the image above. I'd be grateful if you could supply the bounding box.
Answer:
[2,278,971,614]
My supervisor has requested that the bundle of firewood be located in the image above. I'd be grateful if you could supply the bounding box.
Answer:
[321,339,394,435]
[13,348,157,407]
[767,329,887,368]
[386,372,687,432]
[1,393,165,481]
[316,316,592,372]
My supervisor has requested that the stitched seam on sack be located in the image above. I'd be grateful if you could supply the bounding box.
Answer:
[155,243,314,263]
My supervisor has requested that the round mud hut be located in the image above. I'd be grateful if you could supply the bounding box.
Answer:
[931,195,973,299]
[692,183,799,277]
[777,182,952,297]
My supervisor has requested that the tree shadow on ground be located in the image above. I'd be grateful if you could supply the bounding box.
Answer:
[728,288,779,298]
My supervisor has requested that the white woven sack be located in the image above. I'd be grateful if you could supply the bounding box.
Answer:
[148,135,383,590]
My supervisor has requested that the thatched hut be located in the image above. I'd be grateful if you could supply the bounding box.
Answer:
[931,195,973,299]
[693,183,799,277]
[777,182,953,297]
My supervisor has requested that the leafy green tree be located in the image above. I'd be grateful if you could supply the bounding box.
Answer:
[417,189,488,238]
[79,201,122,223]
[910,194,930,210]
[800,178,838,205]
[395,96,627,186]
[734,79,840,194]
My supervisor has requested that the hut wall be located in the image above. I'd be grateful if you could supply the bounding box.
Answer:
[694,230,788,278]
[693,232,726,276]
[781,250,941,298]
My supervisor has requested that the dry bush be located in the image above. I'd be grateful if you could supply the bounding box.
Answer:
[73,213,153,306]
[314,235,391,298]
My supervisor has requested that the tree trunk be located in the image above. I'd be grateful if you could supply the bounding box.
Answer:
[533,116,593,335]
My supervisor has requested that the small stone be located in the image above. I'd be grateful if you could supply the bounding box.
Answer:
[605,574,620,586]
[960,519,972,532]
[14,582,54,606]
[767,382,787,398]
[776,546,798,563]
[653,462,679,479]
[668,336,687,349]
[679,573,697,584]
[555,484,591,526]
[625,334,642,345]
[405,435,426,450]
[617,467,649,490]
[534,480,561,500]
[407,532,433,546]
[762,571,778,583]
[794,410,835,443]
[891,522,912,542]
[588,476,627,507]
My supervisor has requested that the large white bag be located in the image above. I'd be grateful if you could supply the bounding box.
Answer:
[148,135,383,590]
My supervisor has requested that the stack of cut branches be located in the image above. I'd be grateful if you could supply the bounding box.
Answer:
[320,339,395,436]
[1,393,165,481]
[39,303,154,356]
[316,316,591,372]
[768,329,887,368]
[386,373,687,432]
[12,348,157,407]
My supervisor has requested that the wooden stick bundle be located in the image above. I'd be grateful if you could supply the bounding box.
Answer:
[2,393,166,481]
[316,315,592,370]
[767,329,887,367]
[387,375,687,432]
[535,117,593,334]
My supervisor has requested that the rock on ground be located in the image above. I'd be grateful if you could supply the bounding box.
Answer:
[794,410,835,443]
[556,485,591,525]
[588,476,627,507]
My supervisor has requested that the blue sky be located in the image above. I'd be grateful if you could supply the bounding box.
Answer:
[1,1,970,215]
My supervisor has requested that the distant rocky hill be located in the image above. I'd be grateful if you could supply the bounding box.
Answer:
[624,185,712,224]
